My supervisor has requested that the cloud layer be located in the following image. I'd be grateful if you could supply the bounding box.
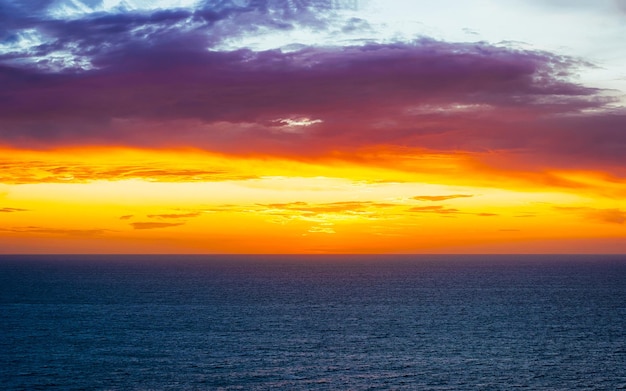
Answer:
[1,0,625,177]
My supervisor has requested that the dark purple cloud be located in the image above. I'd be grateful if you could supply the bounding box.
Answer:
[0,41,599,125]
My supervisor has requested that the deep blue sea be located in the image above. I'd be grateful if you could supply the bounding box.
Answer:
[1,255,625,390]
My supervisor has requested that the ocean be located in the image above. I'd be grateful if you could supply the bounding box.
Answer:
[1,254,625,390]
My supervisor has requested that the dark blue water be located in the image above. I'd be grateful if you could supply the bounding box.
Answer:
[1,255,625,390]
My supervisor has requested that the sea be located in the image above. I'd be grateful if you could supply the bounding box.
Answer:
[1,254,625,390]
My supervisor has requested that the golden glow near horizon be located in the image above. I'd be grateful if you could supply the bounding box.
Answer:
[1,147,624,253]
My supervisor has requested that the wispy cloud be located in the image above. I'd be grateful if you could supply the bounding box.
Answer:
[408,205,461,214]
[412,194,473,201]
[307,225,336,234]
[408,205,501,217]
[0,0,348,71]
[0,158,256,184]
[130,222,185,230]
[0,226,109,236]
[0,207,29,213]
[250,200,401,234]
[262,201,397,215]
[556,206,626,224]
[146,212,202,219]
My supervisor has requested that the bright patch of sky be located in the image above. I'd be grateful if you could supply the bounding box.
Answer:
[0,29,44,53]
[355,0,626,99]
[0,27,94,71]
[47,0,204,18]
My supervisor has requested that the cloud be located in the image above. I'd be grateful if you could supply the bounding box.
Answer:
[0,0,346,72]
[586,208,626,225]
[0,207,29,212]
[0,40,599,130]
[0,158,255,184]
[253,200,399,234]
[130,221,185,229]
[1,38,621,178]
[0,226,109,236]
[408,205,461,214]
[556,206,626,224]
[407,205,500,217]
[308,226,336,234]
[119,214,133,220]
[262,201,396,215]
[147,212,202,219]
[1,0,625,178]
[413,194,473,201]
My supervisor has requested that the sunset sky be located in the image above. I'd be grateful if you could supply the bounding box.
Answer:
[1,0,625,253]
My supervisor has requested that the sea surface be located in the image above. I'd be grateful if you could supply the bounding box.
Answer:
[1,254,625,390]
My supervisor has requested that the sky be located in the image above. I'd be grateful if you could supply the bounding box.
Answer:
[1,0,625,253]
